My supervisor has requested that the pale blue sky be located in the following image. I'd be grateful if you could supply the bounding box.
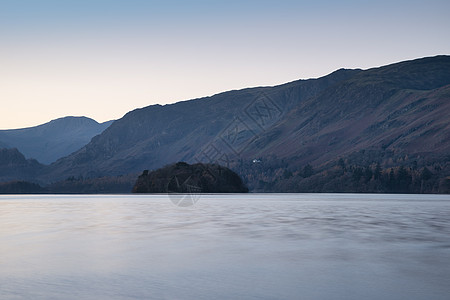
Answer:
[1,0,449,128]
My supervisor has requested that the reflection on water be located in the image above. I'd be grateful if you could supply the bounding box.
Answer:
[1,194,449,300]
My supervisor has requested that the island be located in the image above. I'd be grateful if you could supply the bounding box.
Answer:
[132,162,248,193]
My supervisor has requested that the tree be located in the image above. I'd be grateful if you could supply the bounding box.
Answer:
[396,166,412,192]
[374,163,382,180]
[303,164,314,178]
[283,169,293,179]
[352,166,363,181]
[387,168,396,191]
[421,167,432,181]
[364,166,373,182]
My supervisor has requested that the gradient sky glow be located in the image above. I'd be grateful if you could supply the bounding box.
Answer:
[1,0,449,129]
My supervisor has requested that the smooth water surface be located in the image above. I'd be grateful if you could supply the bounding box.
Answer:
[1,194,449,299]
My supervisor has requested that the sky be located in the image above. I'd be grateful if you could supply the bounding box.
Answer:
[1,0,449,129]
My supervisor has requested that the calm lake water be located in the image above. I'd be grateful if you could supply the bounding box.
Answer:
[1,194,449,300]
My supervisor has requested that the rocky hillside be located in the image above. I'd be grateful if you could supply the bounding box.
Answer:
[242,55,450,165]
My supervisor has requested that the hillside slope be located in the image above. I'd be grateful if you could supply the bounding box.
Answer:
[243,55,450,165]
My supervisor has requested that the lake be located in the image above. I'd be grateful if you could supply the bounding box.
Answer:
[1,194,449,300]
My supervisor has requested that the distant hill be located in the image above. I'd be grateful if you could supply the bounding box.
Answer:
[0,148,44,183]
[0,116,113,164]
[1,55,449,193]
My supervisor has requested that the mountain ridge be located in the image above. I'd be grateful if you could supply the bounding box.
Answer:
[1,55,449,193]
[43,67,361,181]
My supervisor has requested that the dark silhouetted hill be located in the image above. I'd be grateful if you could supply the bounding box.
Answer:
[133,162,248,193]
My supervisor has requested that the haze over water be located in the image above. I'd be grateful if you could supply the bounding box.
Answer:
[1,194,449,299]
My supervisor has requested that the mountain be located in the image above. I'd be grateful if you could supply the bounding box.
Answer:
[1,55,449,193]
[44,68,360,180]
[0,148,44,183]
[44,56,449,183]
[0,117,113,164]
